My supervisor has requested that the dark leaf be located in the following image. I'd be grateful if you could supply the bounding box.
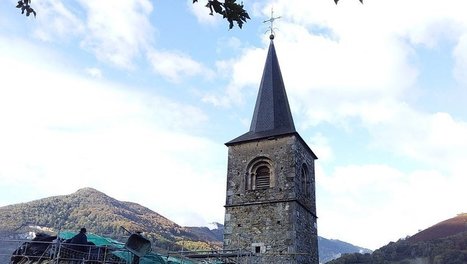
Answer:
[210,0,223,14]
[205,2,214,15]
[26,7,35,17]
[222,0,249,29]
[17,0,37,17]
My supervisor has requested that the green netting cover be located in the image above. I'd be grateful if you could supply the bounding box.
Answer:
[58,231,196,264]
[60,231,125,248]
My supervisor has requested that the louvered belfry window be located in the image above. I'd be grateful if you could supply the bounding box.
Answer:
[255,165,270,189]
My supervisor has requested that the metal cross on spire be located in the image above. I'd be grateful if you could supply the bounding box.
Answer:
[263,8,281,39]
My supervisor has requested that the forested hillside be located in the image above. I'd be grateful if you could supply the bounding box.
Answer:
[0,187,220,251]
[327,214,467,264]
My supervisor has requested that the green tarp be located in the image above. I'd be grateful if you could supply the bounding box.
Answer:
[59,231,196,264]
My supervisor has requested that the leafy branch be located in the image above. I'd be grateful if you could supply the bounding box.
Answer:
[16,0,36,17]
[194,0,250,29]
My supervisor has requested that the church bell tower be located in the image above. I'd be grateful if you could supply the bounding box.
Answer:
[223,35,319,264]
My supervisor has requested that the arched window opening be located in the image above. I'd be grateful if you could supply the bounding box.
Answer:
[246,157,274,191]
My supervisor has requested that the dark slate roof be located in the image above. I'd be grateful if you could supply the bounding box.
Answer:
[226,39,296,145]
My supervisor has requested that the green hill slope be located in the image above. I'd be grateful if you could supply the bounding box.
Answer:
[327,213,467,264]
[0,187,219,251]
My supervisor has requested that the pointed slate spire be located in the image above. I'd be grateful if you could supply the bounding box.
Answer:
[227,38,296,145]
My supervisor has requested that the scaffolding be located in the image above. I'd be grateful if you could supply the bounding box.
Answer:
[0,238,257,264]
[1,238,130,264]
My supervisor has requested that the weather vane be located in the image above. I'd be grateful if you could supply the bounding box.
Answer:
[263,8,281,39]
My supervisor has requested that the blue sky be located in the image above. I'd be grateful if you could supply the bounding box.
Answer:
[1,0,466,250]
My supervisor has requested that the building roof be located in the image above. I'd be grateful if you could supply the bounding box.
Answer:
[226,39,296,145]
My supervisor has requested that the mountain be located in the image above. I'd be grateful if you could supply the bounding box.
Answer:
[0,187,370,262]
[0,187,221,251]
[318,236,372,263]
[327,213,467,264]
[185,222,224,242]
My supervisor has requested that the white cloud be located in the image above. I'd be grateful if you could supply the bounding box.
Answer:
[203,46,265,106]
[85,67,102,78]
[360,103,467,171]
[216,36,243,54]
[307,133,334,163]
[147,49,214,83]
[78,0,155,68]
[34,0,85,41]
[25,0,229,79]
[31,0,155,69]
